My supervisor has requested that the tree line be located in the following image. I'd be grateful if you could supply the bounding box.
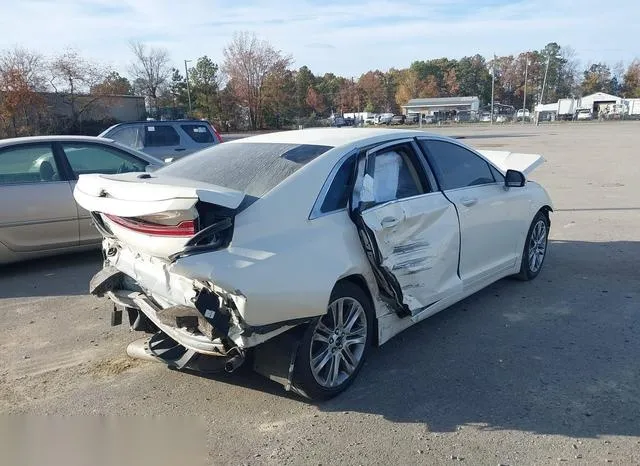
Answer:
[2,32,640,136]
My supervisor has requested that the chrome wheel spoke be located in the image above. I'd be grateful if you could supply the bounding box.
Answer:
[312,332,330,343]
[341,347,357,373]
[336,299,344,329]
[311,348,332,373]
[328,353,341,386]
[316,320,333,337]
[343,304,362,332]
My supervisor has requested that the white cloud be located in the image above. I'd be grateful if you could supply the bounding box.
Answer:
[0,0,637,77]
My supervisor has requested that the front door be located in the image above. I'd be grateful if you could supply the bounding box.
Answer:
[0,143,78,252]
[351,141,462,316]
[417,139,529,284]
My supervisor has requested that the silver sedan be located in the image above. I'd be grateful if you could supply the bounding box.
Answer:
[0,135,163,264]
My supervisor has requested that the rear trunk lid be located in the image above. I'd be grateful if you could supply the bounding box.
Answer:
[477,150,544,177]
[74,172,244,258]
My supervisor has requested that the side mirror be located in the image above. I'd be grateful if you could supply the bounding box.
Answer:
[505,169,526,187]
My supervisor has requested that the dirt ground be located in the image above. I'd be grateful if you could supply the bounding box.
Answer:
[1,122,639,465]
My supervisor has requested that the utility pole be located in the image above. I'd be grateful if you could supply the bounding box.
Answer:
[490,54,496,125]
[537,51,559,126]
[523,54,529,125]
[184,59,193,116]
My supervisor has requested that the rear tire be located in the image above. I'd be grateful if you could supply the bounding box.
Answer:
[293,282,374,400]
[515,211,550,281]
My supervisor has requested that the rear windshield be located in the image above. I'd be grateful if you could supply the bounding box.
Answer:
[155,142,333,198]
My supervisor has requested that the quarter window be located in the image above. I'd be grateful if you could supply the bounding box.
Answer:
[181,124,215,143]
[419,140,495,190]
[0,144,60,185]
[320,155,356,213]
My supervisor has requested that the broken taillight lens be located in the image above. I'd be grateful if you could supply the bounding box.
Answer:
[104,214,196,237]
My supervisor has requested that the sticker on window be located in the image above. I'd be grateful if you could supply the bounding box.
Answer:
[193,127,206,133]
[147,126,155,132]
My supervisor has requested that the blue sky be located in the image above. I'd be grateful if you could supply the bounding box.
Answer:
[0,0,636,77]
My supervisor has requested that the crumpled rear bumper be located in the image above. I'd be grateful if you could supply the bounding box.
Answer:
[90,259,306,355]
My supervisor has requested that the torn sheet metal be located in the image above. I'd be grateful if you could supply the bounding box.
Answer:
[359,193,462,314]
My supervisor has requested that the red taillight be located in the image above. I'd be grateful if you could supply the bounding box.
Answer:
[212,126,223,143]
[105,214,195,237]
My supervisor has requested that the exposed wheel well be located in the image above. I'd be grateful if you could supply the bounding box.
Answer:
[334,274,378,345]
[540,205,553,225]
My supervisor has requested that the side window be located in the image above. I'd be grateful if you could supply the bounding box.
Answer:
[181,124,215,144]
[363,145,425,205]
[419,140,495,190]
[61,143,147,177]
[320,155,356,213]
[109,126,143,150]
[144,125,180,147]
[0,144,61,185]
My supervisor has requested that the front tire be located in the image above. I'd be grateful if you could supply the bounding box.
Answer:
[515,211,550,281]
[293,282,374,400]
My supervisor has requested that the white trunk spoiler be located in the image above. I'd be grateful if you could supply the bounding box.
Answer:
[477,150,545,177]
[74,172,245,216]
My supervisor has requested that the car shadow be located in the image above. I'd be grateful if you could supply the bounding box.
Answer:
[180,239,640,439]
[0,250,102,298]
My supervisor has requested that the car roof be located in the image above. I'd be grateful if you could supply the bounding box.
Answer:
[106,119,211,127]
[0,135,116,148]
[227,128,439,149]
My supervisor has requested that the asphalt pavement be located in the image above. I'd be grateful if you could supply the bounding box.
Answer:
[1,122,639,465]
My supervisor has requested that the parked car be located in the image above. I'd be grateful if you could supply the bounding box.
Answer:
[404,114,419,125]
[376,113,394,125]
[422,115,436,124]
[0,135,163,264]
[575,109,593,120]
[100,119,223,163]
[390,115,406,125]
[76,128,552,400]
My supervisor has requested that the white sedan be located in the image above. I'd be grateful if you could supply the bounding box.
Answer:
[75,128,553,400]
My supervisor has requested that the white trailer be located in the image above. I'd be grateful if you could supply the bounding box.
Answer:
[557,98,576,120]
[625,99,640,119]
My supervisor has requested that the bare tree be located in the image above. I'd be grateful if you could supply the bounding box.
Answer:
[128,41,171,116]
[49,49,109,128]
[0,46,47,91]
[223,32,293,129]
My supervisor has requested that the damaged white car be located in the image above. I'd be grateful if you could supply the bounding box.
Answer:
[74,128,553,400]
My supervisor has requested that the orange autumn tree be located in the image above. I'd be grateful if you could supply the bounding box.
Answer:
[0,67,45,137]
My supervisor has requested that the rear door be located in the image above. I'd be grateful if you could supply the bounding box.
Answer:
[417,138,531,285]
[58,142,150,245]
[351,140,462,316]
[142,124,183,160]
[0,143,78,252]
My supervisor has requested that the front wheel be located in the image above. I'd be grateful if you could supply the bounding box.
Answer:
[293,282,374,400]
[515,211,550,280]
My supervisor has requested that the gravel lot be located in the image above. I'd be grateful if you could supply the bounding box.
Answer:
[1,122,639,465]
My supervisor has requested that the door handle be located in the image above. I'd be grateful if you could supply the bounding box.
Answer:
[460,197,478,207]
[381,216,400,228]
[174,148,186,151]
